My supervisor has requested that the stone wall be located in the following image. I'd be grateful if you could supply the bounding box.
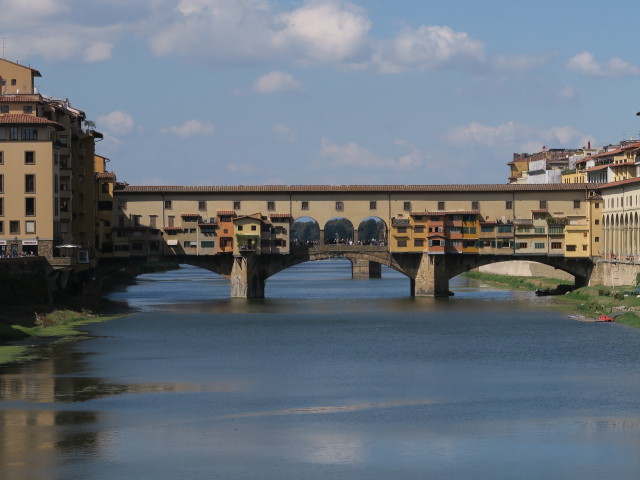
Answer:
[0,257,52,305]
[589,261,640,287]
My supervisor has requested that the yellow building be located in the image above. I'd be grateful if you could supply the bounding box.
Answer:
[0,59,102,265]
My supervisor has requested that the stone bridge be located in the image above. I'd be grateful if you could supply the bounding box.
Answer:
[99,246,594,298]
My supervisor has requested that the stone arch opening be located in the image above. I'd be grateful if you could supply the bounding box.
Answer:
[324,217,354,245]
[291,216,320,246]
[357,216,388,246]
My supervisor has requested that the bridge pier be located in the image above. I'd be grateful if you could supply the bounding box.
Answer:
[412,254,450,297]
[230,255,265,298]
[351,259,382,279]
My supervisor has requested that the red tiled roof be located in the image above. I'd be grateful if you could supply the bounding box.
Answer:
[181,213,200,217]
[0,113,63,129]
[116,184,601,194]
[412,210,479,216]
[216,210,236,216]
[163,226,183,231]
[599,176,640,190]
[0,94,42,102]
[95,171,116,179]
[610,162,636,167]
[480,220,497,224]
[531,209,548,213]
[586,164,609,172]
[269,213,292,218]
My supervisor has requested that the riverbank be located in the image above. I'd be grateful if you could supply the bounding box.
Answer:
[0,301,128,365]
[464,271,640,327]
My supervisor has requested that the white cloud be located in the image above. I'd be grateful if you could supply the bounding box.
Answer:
[566,51,640,78]
[319,137,425,170]
[98,111,135,135]
[254,71,303,93]
[84,42,113,62]
[160,119,215,138]
[371,25,485,73]
[271,123,297,142]
[445,121,587,151]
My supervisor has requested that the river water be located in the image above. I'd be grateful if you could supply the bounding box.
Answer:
[2,260,640,480]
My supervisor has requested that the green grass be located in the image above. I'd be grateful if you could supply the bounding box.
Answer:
[1,310,125,365]
[463,270,567,291]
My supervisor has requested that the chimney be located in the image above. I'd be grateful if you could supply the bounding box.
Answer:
[588,141,591,149]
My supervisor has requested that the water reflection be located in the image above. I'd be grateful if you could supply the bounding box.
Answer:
[2,261,640,480]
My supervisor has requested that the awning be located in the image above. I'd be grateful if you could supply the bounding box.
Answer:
[167,240,179,246]
[55,244,81,248]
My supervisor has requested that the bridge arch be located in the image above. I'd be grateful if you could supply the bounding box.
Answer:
[356,216,388,246]
[291,216,320,246]
[324,217,354,245]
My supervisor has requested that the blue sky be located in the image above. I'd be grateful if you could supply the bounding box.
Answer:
[2,0,640,185]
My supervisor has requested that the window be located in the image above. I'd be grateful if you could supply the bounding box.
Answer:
[238,225,243,231]
[505,200,513,210]
[251,225,257,231]
[0,105,8,113]
[335,201,344,211]
[551,242,563,249]
[10,127,18,140]
[539,200,547,209]
[534,227,545,234]
[168,216,175,227]
[594,202,599,209]
[164,200,172,209]
[594,219,599,225]
[25,174,35,193]
[565,244,576,252]
[403,201,411,211]
[397,227,407,233]
[462,226,476,234]
[21,128,37,140]
[197,201,206,210]
[535,242,545,249]
[149,215,157,228]
[397,239,407,247]
[233,201,241,210]
[594,237,600,242]
[497,225,512,233]
[517,242,527,249]
[429,239,441,247]
[582,245,588,251]
[0,220,3,233]
[0,151,3,164]
[573,200,581,209]
[301,201,309,210]
[481,226,494,233]
[0,174,3,193]
[132,215,141,227]
[25,151,35,164]
[10,79,16,86]
[414,239,424,247]
[438,201,445,211]
[201,241,215,248]
[23,105,33,114]
[414,226,424,233]
[370,201,377,210]
[101,183,109,193]
[10,220,19,234]
[471,201,479,210]
[25,198,35,216]
[25,220,35,234]
[0,197,3,215]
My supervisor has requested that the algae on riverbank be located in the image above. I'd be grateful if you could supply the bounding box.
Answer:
[465,270,640,328]
[0,309,125,366]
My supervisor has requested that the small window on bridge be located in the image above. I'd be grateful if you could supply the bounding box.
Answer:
[335,201,344,211]
[301,201,309,210]
[471,201,479,210]
[369,201,377,210]
[505,201,513,210]
[233,201,241,210]
[164,201,172,209]
[403,202,411,211]
[267,201,275,210]
[438,201,445,211]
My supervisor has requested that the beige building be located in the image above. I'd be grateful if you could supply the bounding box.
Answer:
[112,184,601,260]
[0,59,102,265]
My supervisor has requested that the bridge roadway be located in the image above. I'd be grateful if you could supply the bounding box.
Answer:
[104,246,594,298]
